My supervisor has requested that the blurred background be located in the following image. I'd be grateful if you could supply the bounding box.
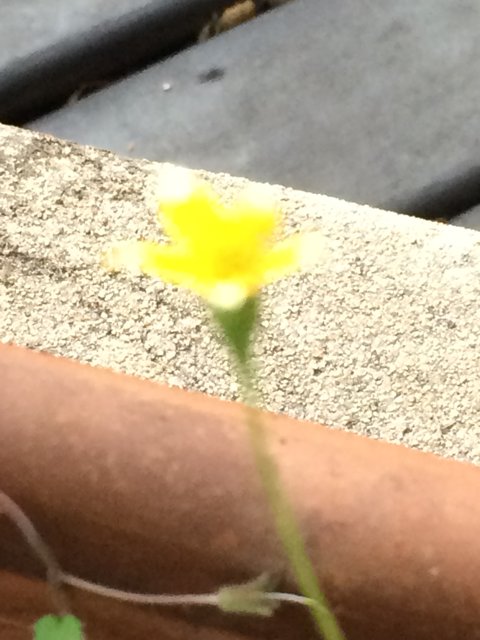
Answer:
[2,0,480,228]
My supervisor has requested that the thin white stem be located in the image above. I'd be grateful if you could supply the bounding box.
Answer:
[268,592,315,607]
[0,491,315,615]
[0,490,69,615]
[62,572,314,610]
[61,573,220,606]
[0,491,60,576]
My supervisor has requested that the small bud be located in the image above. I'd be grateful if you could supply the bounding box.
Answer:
[217,573,280,617]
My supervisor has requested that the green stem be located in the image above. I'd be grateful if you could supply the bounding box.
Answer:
[212,297,344,638]
[241,376,345,640]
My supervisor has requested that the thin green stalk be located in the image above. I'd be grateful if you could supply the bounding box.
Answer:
[241,376,345,640]
[211,299,344,637]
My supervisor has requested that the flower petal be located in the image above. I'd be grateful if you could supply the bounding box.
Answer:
[156,167,220,243]
[227,185,278,241]
[102,240,158,275]
[296,230,327,270]
[261,231,326,284]
[102,240,195,285]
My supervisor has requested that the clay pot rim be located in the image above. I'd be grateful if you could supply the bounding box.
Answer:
[1,343,480,640]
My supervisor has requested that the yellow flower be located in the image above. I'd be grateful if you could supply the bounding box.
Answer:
[103,167,323,309]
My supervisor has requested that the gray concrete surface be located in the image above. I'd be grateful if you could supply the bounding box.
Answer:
[2,124,480,464]
[0,0,154,69]
[31,0,480,218]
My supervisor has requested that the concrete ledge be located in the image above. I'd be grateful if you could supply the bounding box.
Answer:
[1,123,480,462]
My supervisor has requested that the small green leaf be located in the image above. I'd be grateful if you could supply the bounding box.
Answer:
[217,573,280,617]
[34,615,84,640]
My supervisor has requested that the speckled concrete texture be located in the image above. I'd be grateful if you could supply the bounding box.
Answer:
[1,123,480,463]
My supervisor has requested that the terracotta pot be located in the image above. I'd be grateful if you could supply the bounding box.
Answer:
[1,343,480,639]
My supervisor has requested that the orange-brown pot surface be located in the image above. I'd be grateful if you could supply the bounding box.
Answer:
[1,344,480,640]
